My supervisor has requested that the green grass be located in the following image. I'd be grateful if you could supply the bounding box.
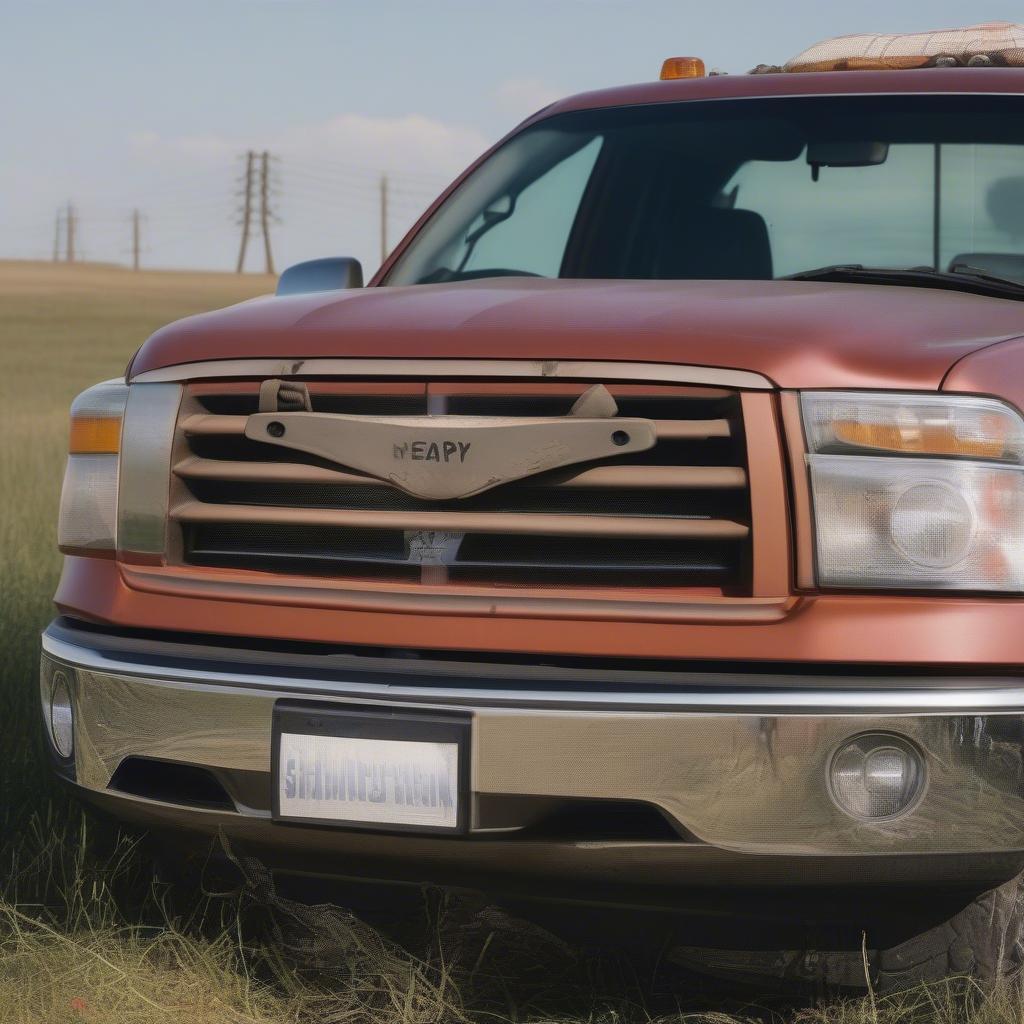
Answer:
[0,261,1019,1022]
[0,261,275,889]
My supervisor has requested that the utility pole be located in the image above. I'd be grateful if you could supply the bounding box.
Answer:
[65,201,76,263]
[259,150,275,276]
[236,151,255,273]
[379,174,389,265]
[131,209,141,271]
[53,208,63,262]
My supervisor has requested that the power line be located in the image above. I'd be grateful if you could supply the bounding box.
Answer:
[284,171,442,203]
[145,220,244,248]
[24,150,445,271]
[299,155,453,187]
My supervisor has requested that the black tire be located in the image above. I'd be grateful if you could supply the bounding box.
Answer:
[668,874,1024,993]
[874,873,1024,992]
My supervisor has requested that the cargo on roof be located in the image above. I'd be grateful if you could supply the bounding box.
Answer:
[781,21,1024,73]
[662,23,1024,81]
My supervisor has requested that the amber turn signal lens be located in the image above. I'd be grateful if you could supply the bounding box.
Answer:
[832,418,1009,459]
[69,416,122,454]
[660,57,706,80]
[803,392,1024,464]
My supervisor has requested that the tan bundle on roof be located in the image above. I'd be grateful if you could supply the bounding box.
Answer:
[785,21,1024,73]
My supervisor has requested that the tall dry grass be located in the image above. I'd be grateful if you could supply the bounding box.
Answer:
[0,261,1018,1023]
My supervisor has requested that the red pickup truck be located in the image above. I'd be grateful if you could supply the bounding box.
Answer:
[42,23,1024,989]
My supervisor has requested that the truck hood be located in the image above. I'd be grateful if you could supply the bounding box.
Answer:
[130,278,1024,389]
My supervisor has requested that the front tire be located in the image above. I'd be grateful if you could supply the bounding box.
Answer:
[668,874,1024,993]
[873,874,1024,991]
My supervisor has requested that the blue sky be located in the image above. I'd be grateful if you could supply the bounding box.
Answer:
[3,1,1024,274]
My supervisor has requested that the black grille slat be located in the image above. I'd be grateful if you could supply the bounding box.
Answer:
[186,524,739,585]
[197,393,426,416]
[185,479,747,518]
[447,395,734,419]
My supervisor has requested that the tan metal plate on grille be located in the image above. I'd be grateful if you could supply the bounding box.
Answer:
[244,413,657,500]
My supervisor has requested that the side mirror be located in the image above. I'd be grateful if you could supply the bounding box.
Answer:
[276,257,364,296]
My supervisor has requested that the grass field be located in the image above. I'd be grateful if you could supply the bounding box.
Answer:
[0,261,275,868]
[0,260,1018,1023]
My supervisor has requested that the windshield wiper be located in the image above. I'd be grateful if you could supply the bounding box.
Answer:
[784,264,1024,301]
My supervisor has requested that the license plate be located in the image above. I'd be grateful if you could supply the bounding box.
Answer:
[272,704,469,833]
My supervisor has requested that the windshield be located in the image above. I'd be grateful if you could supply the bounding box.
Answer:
[385,95,1024,288]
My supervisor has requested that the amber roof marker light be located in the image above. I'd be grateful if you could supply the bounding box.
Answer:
[660,57,706,80]
[775,22,1024,74]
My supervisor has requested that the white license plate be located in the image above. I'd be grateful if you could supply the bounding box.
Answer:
[273,706,468,832]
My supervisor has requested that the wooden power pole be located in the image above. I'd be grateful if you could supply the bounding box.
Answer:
[53,208,63,262]
[236,151,255,273]
[131,209,141,271]
[259,150,275,276]
[379,174,389,265]
[65,201,76,263]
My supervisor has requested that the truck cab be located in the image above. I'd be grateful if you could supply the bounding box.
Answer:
[41,23,1024,986]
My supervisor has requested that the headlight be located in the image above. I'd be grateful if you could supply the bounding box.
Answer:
[58,380,181,559]
[58,380,128,554]
[802,391,1024,592]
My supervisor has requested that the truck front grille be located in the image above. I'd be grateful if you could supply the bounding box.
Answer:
[171,381,754,593]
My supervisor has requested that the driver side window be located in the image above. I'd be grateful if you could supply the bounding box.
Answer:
[460,137,603,278]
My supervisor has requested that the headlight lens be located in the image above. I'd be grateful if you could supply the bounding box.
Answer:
[803,392,1024,591]
[58,380,128,554]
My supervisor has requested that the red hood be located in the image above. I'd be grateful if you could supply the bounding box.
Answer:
[129,278,1024,390]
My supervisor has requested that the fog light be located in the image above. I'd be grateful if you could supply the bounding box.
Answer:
[48,669,74,759]
[829,734,924,820]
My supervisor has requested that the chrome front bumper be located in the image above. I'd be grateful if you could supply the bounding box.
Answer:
[41,620,1024,877]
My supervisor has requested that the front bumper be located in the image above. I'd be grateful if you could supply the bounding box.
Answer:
[41,619,1024,901]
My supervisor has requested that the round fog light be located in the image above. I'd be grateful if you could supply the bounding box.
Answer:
[829,733,924,820]
[49,670,74,759]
